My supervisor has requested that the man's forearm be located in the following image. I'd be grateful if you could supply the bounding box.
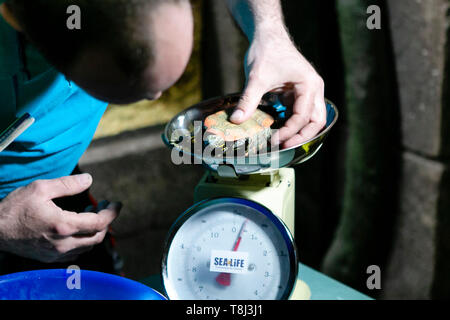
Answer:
[226,0,290,43]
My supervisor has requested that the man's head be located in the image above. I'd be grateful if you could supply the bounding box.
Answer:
[5,0,193,104]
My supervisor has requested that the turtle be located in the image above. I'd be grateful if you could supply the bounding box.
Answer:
[203,109,274,156]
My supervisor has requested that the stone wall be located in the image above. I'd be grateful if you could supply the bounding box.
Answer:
[382,0,450,299]
[321,0,401,297]
[318,0,450,299]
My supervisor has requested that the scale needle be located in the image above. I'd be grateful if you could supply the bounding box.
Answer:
[215,220,248,287]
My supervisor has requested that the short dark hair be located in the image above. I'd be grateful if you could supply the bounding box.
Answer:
[6,0,186,78]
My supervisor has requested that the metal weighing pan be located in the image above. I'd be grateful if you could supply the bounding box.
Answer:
[162,93,338,177]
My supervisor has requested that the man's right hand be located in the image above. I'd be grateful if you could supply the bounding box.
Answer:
[0,174,121,263]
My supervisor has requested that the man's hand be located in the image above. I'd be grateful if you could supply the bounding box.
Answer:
[227,0,327,149]
[232,36,327,149]
[0,174,121,263]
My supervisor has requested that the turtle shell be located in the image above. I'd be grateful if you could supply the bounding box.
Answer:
[203,109,274,155]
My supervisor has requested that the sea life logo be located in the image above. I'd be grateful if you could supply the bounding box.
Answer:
[210,250,249,274]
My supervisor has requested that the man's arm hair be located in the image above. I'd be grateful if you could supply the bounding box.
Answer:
[225,0,289,43]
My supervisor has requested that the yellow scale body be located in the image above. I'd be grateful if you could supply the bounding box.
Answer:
[194,167,311,300]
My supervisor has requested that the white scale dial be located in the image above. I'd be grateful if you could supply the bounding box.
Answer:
[162,198,297,300]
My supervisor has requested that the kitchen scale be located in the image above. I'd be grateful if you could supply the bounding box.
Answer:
[161,93,338,300]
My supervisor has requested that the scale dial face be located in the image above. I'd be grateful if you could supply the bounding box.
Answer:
[162,198,297,300]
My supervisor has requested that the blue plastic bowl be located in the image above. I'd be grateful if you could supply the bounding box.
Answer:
[0,269,166,300]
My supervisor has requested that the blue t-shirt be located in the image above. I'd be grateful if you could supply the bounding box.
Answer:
[0,14,108,200]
